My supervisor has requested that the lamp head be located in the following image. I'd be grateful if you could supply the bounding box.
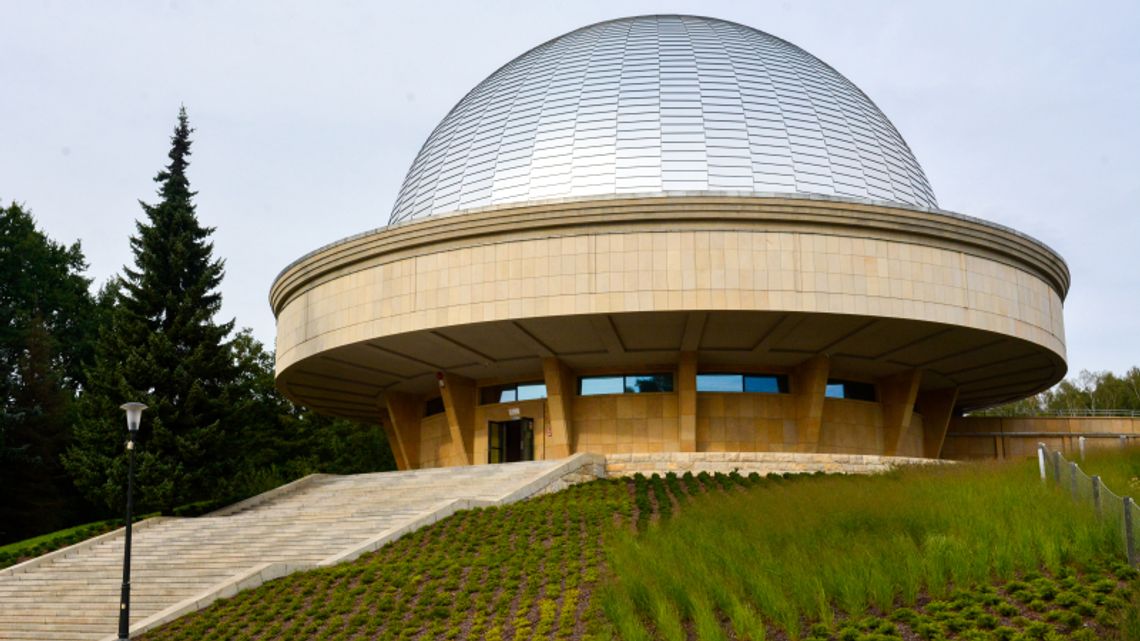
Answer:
[119,402,147,433]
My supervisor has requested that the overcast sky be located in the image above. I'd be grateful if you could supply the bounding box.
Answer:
[3,1,1137,379]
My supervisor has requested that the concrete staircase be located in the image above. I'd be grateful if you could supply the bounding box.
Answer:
[0,455,604,641]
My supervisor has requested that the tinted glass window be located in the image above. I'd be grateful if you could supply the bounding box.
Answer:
[844,381,877,401]
[744,375,787,394]
[697,374,743,392]
[625,374,673,393]
[517,383,547,401]
[580,376,624,395]
[479,381,547,405]
[825,380,877,401]
[698,373,788,393]
[579,374,673,396]
[424,396,446,416]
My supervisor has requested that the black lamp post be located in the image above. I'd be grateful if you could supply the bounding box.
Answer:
[118,401,146,641]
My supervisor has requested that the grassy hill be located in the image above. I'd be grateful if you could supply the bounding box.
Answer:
[139,459,1140,641]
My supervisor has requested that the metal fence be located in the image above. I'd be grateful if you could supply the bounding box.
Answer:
[1048,409,1140,418]
[971,408,1140,418]
[1037,442,1137,566]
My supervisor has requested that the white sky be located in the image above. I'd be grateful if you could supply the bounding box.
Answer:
[2,0,1138,378]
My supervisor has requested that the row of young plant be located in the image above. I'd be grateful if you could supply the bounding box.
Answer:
[811,565,1139,641]
[141,461,1140,641]
[140,469,779,641]
[600,461,1140,640]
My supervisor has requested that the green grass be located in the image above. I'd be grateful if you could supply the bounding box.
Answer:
[132,461,1140,641]
[1076,447,1140,497]
[599,462,1138,640]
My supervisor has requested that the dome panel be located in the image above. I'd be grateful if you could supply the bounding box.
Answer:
[390,15,937,225]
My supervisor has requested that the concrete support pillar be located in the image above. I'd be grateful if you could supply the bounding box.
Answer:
[916,387,959,459]
[440,373,475,465]
[879,369,923,456]
[541,357,576,459]
[793,355,829,452]
[678,351,698,452]
[384,392,422,470]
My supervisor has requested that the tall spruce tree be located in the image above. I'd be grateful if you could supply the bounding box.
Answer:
[66,107,237,513]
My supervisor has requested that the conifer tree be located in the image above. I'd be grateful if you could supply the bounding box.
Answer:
[66,107,237,513]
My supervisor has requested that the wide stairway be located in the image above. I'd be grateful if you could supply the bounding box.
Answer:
[0,457,597,641]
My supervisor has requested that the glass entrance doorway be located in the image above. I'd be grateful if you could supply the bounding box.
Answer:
[488,419,534,463]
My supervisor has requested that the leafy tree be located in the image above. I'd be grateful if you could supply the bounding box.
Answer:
[0,201,97,542]
[220,330,396,499]
[65,107,238,514]
[977,368,1140,416]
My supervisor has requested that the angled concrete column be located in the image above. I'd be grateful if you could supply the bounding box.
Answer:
[378,419,407,471]
[542,357,576,458]
[440,373,476,465]
[879,369,923,456]
[678,351,698,452]
[384,392,422,470]
[793,355,829,452]
[917,387,959,459]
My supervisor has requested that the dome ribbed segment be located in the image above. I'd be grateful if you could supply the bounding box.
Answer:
[390,15,936,225]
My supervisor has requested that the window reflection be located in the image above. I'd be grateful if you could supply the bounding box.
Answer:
[579,374,674,396]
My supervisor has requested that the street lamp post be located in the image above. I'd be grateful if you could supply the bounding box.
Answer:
[118,402,146,641]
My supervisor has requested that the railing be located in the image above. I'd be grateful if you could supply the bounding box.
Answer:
[1037,443,1137,566]
[1047,409,1140,418]
[973,409,1140,418]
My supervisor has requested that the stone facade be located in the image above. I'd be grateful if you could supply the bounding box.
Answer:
[273,197,1067,389]
[270,195,1070,470]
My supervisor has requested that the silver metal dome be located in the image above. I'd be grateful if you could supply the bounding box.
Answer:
[390,15,937,225]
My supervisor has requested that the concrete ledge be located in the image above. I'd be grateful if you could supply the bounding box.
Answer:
[493,452,606,503]
[206,473,331,517]
[0,516,173,578]
[603,452,946,477]
[98,562,300,641]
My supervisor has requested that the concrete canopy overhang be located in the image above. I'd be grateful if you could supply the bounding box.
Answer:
[269,194,1069,422]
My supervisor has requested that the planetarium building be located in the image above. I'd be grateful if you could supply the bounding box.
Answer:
[270,15,1069,470]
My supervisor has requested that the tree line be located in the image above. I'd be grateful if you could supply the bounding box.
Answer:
[1,108,394,544]
[974,368,1140,417]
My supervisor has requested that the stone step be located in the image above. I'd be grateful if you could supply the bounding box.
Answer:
[0,625,115,634]
[0,457,585,641]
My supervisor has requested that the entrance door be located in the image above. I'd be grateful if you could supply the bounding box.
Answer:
[488,419,534,463]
